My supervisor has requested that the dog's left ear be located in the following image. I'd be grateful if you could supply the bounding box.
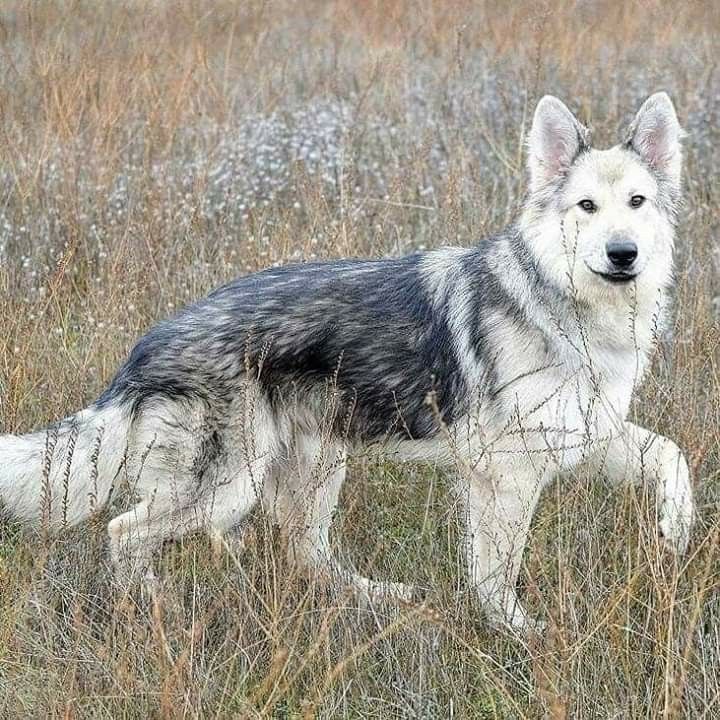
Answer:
[625,92,684,185]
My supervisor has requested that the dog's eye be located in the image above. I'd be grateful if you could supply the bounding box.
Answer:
[578,199,597,213]
[630,195,646,208]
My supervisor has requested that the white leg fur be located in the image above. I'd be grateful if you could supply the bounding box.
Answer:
[593,421,695,552]
[202,452,273,535]
[461,462,547,632]
[107,497,202,583]
[109,392,276,583]
[266,434,413,602]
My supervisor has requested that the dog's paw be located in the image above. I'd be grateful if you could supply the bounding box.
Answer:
[485,595,546,638]
[352,577,416,606]
[659,495,695,554]
[658,446,695,554]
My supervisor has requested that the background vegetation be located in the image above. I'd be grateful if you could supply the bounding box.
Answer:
[0,0,719,716]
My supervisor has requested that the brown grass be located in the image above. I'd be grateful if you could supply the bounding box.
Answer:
[0,0,719,717]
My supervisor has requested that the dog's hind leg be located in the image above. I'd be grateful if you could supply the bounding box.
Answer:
[268,435,413,603]
[107,394,274,588]
[201,453,273,546]
[107,496,200,589]
[200,398,282,552]
[107,400,207,588]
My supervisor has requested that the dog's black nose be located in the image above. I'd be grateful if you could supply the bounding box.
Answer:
[606,239,638,268]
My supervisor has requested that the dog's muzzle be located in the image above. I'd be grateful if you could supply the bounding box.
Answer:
[589,236,639,283]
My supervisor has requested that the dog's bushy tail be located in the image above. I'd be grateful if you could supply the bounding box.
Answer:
[0,401,131,529]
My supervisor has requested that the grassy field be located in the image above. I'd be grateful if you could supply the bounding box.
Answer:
[0,1,719,717]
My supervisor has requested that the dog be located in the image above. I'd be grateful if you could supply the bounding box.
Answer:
[0,92,695,632]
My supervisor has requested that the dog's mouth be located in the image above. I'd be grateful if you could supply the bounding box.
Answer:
[585,263,638,284]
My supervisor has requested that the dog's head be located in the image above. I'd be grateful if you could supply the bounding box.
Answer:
[521,93,684,302]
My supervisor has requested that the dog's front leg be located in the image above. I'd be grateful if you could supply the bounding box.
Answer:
[461,463,546,633]
[595,422,695,553]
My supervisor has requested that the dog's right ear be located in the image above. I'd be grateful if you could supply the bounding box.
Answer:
[527,96,590,193]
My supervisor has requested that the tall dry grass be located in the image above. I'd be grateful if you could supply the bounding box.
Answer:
[0,0,718,717]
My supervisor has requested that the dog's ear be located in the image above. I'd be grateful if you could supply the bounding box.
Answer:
[625,92,684,185]
[527,95,590,193]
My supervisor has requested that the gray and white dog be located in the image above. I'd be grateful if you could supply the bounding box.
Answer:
[0,92,695,631]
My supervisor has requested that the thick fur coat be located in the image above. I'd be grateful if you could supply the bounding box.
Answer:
[0,92,695,632]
